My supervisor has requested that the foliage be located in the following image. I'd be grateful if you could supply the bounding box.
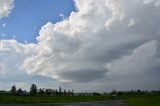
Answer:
[30,84,37,95]
[10,85,16,95]
[0,84,160,105]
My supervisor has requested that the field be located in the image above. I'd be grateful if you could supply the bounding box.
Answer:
[124,95,160,106]
[0,94,110,104]
[0,93,160,106]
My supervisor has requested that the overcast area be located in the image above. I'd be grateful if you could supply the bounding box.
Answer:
[0,0,160,92]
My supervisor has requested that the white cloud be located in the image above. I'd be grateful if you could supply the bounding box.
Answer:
[21,0,160,83]
[0,0,14,18]
[105,40,160,90]
[0,0,160,91]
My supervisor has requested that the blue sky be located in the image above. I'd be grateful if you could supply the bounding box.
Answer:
[0,0,75,43]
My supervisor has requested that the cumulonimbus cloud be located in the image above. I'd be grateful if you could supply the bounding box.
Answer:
[0,0,160,88]
[21,0,160,82]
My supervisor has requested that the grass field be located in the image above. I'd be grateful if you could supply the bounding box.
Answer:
[124,95,160,106]
[0,93,160,106]
[0,94,111,104]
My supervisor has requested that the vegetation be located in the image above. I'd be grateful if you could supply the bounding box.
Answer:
[0,94,110,104]
[113,90,160,106]
[124,95,160,106]
[10,85,16,95]
[0,84,160,105]
[8,84,74,96]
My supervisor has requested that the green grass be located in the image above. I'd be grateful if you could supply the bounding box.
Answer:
[0,94,111,104]
[124,95,160,106]
[0,93,160,105]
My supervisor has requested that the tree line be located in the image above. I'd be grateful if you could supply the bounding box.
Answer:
[8,84,160,96]
[10,84,74,96]
[110,89,160,96]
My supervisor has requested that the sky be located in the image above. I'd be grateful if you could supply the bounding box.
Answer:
[0,0,75,43]
[0,0,160,92]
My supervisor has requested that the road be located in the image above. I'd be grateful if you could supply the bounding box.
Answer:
[0,100,129,106]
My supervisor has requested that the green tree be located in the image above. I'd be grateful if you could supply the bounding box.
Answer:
[71,89,74,96]
[11,85,16,95]
[59,87,62,96]
[68,90,71,96]
[30,84,37,95]
[63,89,67,96]
[17,88,23,95]
[45,89,52,95]
[39,88,45,95]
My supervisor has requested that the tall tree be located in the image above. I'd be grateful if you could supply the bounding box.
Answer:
[30,84,37,95]
[17,88,23,95]
[52,89,55,96]
[63,89,67,96]
[71,89,74,96]
[39,88,45,95]
[68,90,71,96]
[11,85,16,95]
[55,89,58,96]
[45,89,52,95]
[59,87,62,96]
